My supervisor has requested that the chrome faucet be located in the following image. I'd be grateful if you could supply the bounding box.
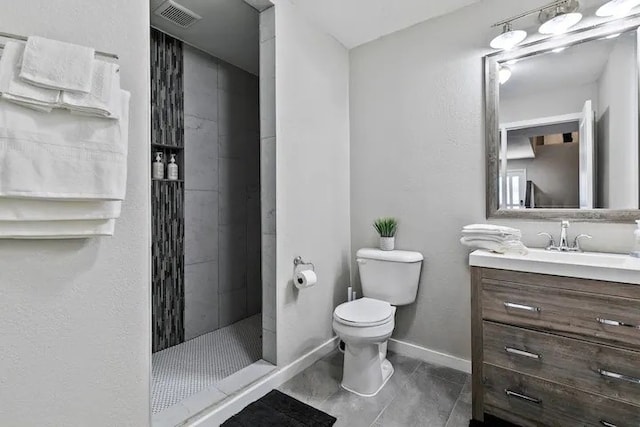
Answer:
[559,220,570,250]
[538,220,592,252]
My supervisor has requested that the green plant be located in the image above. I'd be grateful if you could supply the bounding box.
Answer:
[373,217,398,238]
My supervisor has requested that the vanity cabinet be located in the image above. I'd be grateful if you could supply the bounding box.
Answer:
[471,267,640,427]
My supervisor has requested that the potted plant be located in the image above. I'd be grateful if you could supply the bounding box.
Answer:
[373,217,398,251]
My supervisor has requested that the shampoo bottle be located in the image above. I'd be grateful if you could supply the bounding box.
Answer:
[153,152,164,179]
[631,220,640,258]
[168,154,179,181]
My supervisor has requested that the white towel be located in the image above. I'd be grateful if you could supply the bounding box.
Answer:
[460,233,520,243]
[20,36,95,93]
[463,224,522,236]
[0,219,115,239]
[61,60,120,118]
[0,198,121,221]
[0,89,130,200]
[460,237,529,255]
[462,225,522,240]
[0,41,60,112]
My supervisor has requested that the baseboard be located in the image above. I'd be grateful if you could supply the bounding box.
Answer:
[387,338,471,374]
[187,336,339,426]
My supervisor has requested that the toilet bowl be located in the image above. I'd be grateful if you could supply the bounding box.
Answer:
[333,297,397,397]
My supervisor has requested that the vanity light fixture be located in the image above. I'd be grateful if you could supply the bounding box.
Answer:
[490,23,528,50]
[596,0,640,17]
[499,66,512,84]
[489,0,595,50]
[538,1,583,35]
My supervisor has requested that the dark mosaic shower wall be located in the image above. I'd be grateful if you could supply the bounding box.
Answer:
[152,181,185,352]
[151,28,185,352]
[151,28,184,148]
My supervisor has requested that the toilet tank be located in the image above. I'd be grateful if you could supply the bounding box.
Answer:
[356,248,423,306]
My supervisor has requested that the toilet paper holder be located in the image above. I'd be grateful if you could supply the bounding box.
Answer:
[293,256,315,273]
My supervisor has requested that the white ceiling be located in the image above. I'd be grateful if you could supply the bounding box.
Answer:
[500,30,634,99]
[243,0,273,12]
[288,0,482,48]
[149,0,481,75]
[150,0,260,75]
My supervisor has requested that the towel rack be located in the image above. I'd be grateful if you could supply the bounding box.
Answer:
[0,31,119,60]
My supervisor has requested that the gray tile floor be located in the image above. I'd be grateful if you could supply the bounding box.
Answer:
[278,350,471,427]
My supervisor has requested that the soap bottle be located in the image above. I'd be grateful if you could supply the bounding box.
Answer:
[168,154,179,180]
[631,220,640,258]
[153,152,164,179]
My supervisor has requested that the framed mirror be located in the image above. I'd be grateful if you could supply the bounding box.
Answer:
[485,15,640,221]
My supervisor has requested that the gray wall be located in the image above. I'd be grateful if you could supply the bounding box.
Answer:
[597,34,639,209]
[510,142,580,209]
[183,45,260,341]
[349,0,638,362]
[275,1,351,366]
[500,82,598,124]
[0,0,151,425]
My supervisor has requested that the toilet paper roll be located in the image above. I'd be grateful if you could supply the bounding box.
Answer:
[294,270,317,289]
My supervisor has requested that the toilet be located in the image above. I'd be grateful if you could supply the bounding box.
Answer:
[333,248,423,397]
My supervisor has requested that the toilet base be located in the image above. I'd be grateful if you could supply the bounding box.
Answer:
[341,341,394,397]
[342,358,394,397]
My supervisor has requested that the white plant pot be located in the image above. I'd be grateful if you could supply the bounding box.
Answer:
[379,237,395,251]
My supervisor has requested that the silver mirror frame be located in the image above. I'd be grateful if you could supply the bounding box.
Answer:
[485,15,640,222]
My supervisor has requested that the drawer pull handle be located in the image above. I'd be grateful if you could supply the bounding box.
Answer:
[504,346,541,360]
[600,421,617,427]
[504,302,541,313]
[598,369,640,385]
[505,389,541,404]
[596,317,640,329]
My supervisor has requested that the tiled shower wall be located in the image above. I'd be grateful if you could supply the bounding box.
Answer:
[183,45,261,341]
[260,6,277,364]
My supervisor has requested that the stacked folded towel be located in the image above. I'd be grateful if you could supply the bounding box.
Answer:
[20,36,95,93]
[0,39,120,117]
[460,224,528,255]
[0,36,129,239]
[0,42,60,112]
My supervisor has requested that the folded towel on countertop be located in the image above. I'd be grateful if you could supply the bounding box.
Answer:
[0,219,115,238]
[61,60,120,118]
[460,237,529,255]
[460,223,527,254]
[20,36,95,93]
[462,223,522,237]
[0,41,60,112]
[0,198,121,221]
[0,89,130,200]
[460,233,520,243]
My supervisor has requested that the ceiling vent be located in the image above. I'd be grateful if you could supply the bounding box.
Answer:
[154,0,202,28]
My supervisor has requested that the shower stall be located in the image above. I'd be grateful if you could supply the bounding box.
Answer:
[150,27,263,415]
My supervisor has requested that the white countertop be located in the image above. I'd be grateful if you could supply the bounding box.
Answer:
[469,248,640,285]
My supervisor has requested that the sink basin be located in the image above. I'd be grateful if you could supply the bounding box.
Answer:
[469,248,640,285]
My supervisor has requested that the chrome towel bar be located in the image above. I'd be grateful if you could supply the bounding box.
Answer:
[0,31,119,59]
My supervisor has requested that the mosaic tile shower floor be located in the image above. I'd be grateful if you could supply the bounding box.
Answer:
[152,314,262,413]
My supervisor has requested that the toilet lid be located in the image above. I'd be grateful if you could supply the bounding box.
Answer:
[334,298,394,326]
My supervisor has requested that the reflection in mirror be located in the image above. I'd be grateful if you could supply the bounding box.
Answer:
[498,29,639,210]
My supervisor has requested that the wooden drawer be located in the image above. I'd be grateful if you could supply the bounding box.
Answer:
[484,364,640,427]
[484,321,640,406]
[482,269,640,300]
[482,280,640,349]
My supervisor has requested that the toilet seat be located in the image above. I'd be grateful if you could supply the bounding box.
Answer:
[334,297,394,327]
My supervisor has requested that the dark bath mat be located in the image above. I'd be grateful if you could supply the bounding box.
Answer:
[221,390,337,427]
[469,414,519,427]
